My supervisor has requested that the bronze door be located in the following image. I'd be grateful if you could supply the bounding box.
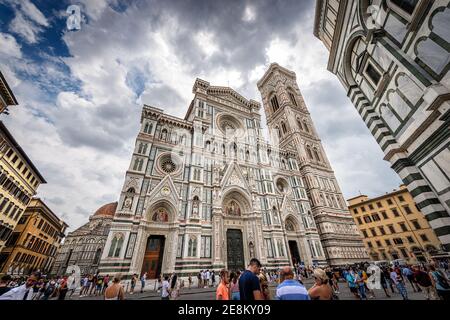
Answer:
[227,229,244,271]
[141,235,165,279]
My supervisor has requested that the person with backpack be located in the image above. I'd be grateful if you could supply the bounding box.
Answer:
[429,264,450,300]
[345,268,359,299]
[355,268,367,300]
[95,276,103,296]
[414,265,437,300]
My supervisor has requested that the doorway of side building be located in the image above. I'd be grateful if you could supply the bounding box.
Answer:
[141,235,165,279]
[288,240,301,266]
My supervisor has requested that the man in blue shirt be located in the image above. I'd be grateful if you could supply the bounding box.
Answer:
[402,266,420,292]
[239,258,263,300]
[275,266,310,300]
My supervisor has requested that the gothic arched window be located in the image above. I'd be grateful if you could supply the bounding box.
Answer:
[133,158,141,171]
[108,233,124,257]
[303,120,310,133]
[297,118,303,131]
[160,128,168,140]
[281,122,287,134]
[188,237,197,257]
[289,92,298,107]
[313,148,321,162]
[306,146,313,160]
[144,122,153,134]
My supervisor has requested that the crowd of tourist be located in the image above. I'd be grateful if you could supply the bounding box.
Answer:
[209,259,450,301]
[0,259,448,300]
[0,271,118,300]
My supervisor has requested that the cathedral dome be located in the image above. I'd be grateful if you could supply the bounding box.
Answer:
[93,202,118,217]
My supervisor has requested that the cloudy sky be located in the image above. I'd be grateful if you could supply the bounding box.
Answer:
[0,0,402,231]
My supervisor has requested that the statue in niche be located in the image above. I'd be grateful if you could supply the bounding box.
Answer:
[226,200,241,216]
[152,208,168,222]
[249,242,255,258]
[192,197,200,217]
[161,129,167,140]
[213,166,220,183]
[122,196,133,210]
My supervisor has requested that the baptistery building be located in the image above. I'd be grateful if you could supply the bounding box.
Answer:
[98,64,367,278]
[51,202,117,276]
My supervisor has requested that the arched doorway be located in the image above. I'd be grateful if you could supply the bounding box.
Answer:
[226,229,244,271]
[141,235,165,279]
[284,216,302,266]
[140,202,174,279]
[222,189,251,270]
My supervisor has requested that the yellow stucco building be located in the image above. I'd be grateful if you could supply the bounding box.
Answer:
[0,122,46,256]
[0,198,67,275]
[348,185,443,264]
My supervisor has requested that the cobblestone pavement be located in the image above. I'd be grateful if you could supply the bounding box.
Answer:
[69,277,431,301]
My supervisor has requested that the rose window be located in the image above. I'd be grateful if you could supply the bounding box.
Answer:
[161,159,176,173]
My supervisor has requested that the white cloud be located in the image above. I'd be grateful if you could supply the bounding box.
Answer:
[243,5,256,22]
[77,0,111,21]
[194,31,219,58]
[16,0,49,27]
[0,32,22,58]
[9,12,40,44]
[7,0,49,44]
[1,1,403,231]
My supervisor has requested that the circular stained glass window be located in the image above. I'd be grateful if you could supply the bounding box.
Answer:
[161,158,176,173]
[275,177,289,193]
[158,153,182,175]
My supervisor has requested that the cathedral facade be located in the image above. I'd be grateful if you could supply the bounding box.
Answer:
[98,64,367,278]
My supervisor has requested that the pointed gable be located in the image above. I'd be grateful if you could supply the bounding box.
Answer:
[280,195,297,219]
[221,161,251,193]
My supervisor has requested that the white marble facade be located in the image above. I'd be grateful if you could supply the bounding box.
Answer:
[99,64,368,278]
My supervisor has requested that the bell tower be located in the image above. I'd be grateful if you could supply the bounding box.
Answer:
[257,63,368,265]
